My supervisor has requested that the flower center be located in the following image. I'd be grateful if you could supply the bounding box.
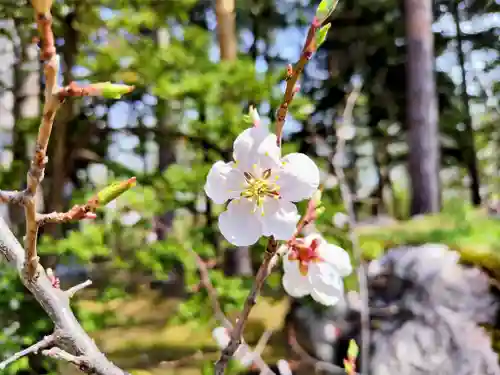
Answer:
[288,238,322,275]
[240,168,280,210]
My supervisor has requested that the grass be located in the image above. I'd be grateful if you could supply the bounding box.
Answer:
[61,290,290,375]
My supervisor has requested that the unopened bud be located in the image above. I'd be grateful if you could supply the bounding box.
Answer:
[315,205,326,217]
[314,23,331,49]
[249,105,260,126]
[92,82,135,99]
[31,0,53,14]
[347,339,359,359]
[315,0,340,24]
[97,177,136,206]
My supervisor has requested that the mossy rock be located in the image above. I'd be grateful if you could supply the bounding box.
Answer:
[356,208,500,280]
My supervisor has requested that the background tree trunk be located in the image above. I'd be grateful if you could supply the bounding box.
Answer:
[215,0,253,277]
[405,0,441,215]
[451,0,481,206]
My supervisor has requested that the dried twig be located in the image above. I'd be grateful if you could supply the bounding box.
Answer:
[214,237,279,375]
[332,85,369,374]
[0,334,55,370]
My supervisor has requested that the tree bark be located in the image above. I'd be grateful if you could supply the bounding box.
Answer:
[215,0,252,277]
[451,0,481,206]
[215,0,237,61]
[405,0,441,215]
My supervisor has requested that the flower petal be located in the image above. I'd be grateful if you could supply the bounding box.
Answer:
[319,244,353,277]
[205,161,244,204]
[260,199,299,241]
[311,287,341,306]
[233,127,269,171]
[282,257,311,297]
[308,262,344,303]
[218,198,262,246]
[278,153,320,202]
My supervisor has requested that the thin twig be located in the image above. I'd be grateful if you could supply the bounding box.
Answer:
[43,347,89,369]
[0,335,55,370]
[187,248,275,375]
[332,85,369,375]
[214,237,279,375]
[65,279,93,298]
[187,248,232,328]
[275,18,321,145]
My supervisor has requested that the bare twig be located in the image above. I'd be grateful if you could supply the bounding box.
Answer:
[0,190,26,205]
[253,330,273,357]
[66,279,93,298]
[188,248,232,328]
[0,334,55,370]
[43,347,89,369]
[332,85,370,375]
[275,18,321,145]
[214,237,279,375]
[187,248,276,375]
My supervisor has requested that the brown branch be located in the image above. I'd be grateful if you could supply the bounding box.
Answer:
[0,334,55,370]
[275,19,320,145]
[214,237,279,375]
[24,9,62,281]
[333,86,370,375]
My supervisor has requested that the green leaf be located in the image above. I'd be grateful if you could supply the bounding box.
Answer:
[315,0,340,24]
[315,23,331,49]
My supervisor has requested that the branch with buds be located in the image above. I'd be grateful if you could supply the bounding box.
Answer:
[212,1,342,374]
[0,0,135,374]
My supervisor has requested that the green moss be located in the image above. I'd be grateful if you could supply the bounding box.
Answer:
[356,208,500,279]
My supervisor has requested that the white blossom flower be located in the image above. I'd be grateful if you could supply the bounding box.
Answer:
[204,126,320,246]
[282,234,352,306]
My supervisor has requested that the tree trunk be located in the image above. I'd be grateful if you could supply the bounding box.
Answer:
[215,0,237,61]
[451,0,481,206]
[405,0,441,215]
[215,0,253,276]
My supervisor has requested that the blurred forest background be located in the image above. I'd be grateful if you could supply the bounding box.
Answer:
[0,0,499,374]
